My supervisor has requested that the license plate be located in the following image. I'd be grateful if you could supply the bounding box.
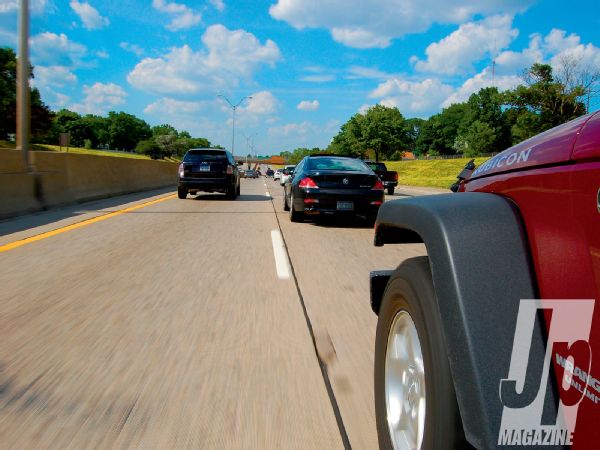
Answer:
[198,165,210,172]
[337,201,354,211]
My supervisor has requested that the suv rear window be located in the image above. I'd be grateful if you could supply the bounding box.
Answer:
[184,150,227,163]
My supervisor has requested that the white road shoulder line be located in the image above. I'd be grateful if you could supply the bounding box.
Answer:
[270,230,291,280]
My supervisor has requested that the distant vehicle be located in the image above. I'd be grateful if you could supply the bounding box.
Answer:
[364,161,398,195]
[283,155,383,223]
[239,170,247,178]
[177,148,240,199]
[274,169,282,180]
[266,169,275,177]
[280,165,296,186]
[245,169,259,179]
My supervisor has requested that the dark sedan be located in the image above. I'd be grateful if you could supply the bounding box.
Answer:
[178,148,240,199]
[283,155,384,223]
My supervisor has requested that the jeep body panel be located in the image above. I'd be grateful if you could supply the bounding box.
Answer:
[373,193,559,449]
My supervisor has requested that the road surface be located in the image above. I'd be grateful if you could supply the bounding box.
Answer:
[0,178,428,449]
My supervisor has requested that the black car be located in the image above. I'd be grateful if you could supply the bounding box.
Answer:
[178,148,240,199]
[283,155,384,223]
[266,169,275,177]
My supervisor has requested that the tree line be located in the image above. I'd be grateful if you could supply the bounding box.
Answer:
[282,58,598,162]
[0,47,217,159]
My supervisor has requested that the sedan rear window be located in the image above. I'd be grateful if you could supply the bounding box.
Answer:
[307,157,369,172]
[367,163,387,171]
[184,150,227,163]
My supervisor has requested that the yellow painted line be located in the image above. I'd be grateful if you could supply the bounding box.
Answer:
[0,193,176,253]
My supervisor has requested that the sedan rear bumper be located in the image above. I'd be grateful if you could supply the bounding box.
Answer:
[294,189,384,215]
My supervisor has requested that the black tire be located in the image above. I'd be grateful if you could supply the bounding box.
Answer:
[178,188,188,199]
[375,256,467,450]
[226,183,236,200]
[283,191,290,211]
[387,186,395,195]
[289,192,303,222]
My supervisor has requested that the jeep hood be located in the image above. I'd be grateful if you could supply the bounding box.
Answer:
[469,112,597,180]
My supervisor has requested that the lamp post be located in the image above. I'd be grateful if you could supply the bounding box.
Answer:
[217,95,252,157]
[17,0,31,171]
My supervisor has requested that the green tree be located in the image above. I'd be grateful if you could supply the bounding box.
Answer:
[504,62,590,142]
[135,138,162,159]
[0,47,53,141]
[107,111,151,150]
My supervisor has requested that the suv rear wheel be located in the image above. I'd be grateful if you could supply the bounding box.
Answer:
[374,256,467,449]
[178,187,188,199]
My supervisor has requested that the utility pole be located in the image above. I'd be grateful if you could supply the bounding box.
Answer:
[217,95,252,157]
[17,0,31,171]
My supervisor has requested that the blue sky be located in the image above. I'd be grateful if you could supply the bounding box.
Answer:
[1,0,599,155]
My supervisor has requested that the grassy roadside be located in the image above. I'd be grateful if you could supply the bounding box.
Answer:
[0,141,180,162]
[384,157,490,189]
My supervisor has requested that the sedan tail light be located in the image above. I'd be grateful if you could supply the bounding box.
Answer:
[299,177,319,189]
[371,179,384,191]
[178,163,184,178]
[226,165,234,174]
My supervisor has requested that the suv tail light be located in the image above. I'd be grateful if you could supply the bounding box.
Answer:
[299,177,319,189]
[372,179,384,191]
[226,165,234,175]
[178,163,184,178]
[393,172,398,181]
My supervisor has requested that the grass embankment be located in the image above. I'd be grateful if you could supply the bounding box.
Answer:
[0,141,180,162]
[384,157,490,189]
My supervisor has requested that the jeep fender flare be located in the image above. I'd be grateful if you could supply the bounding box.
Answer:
[372,193,555,450]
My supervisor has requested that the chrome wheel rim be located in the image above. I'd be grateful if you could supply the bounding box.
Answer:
[385,310,426,450]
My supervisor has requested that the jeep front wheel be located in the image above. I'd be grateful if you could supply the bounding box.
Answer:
[374,256,467,450]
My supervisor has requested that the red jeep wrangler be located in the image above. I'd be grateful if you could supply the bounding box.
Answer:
[370,112,600,449]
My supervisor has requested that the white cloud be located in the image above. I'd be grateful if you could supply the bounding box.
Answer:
[346,66,391,80]
[210,0,225,11]
[297,99,319,111]
[268,121,319,138]
[442,69,521,107]
[299,74,335,83]
[127,25,281,95]
[269,0,532,49]
[71,82,127,115]
[331,27,390,49]
[120,42,145,57]
[0,0,47,14]
[495,29,600,75]
[370,77,454,116]
[152,0,201,31]
[30,32,86,66]
[413,15,518,75]
[96,50,109,59]
[69,1,109,30]
[32,65,78,89]
[144,97,203,114]
[240,91,278,114]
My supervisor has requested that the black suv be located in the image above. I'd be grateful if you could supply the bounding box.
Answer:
[178,148,240,199]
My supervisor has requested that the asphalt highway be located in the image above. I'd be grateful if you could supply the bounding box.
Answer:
[0,178,429,449]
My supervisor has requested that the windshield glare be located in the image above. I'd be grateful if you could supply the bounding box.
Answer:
[307,158,370,172]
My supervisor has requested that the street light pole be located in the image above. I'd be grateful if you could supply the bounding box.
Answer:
[17,0,31,171]
[217,95,252,157]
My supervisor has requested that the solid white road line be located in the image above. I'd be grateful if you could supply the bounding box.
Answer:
[270,230,291,280]
[265,192,271,197]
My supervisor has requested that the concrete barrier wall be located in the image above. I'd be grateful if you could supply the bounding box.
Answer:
[0,150,178,219]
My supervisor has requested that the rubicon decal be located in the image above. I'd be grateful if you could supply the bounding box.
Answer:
[472,148,532,176]
[498,299,595,446]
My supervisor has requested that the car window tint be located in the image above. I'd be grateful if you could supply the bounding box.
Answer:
[368,163,386,171]
[184,150,227,162]
[308,157,369,171]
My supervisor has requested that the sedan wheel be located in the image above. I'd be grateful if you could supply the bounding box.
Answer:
[289,192,303,222]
